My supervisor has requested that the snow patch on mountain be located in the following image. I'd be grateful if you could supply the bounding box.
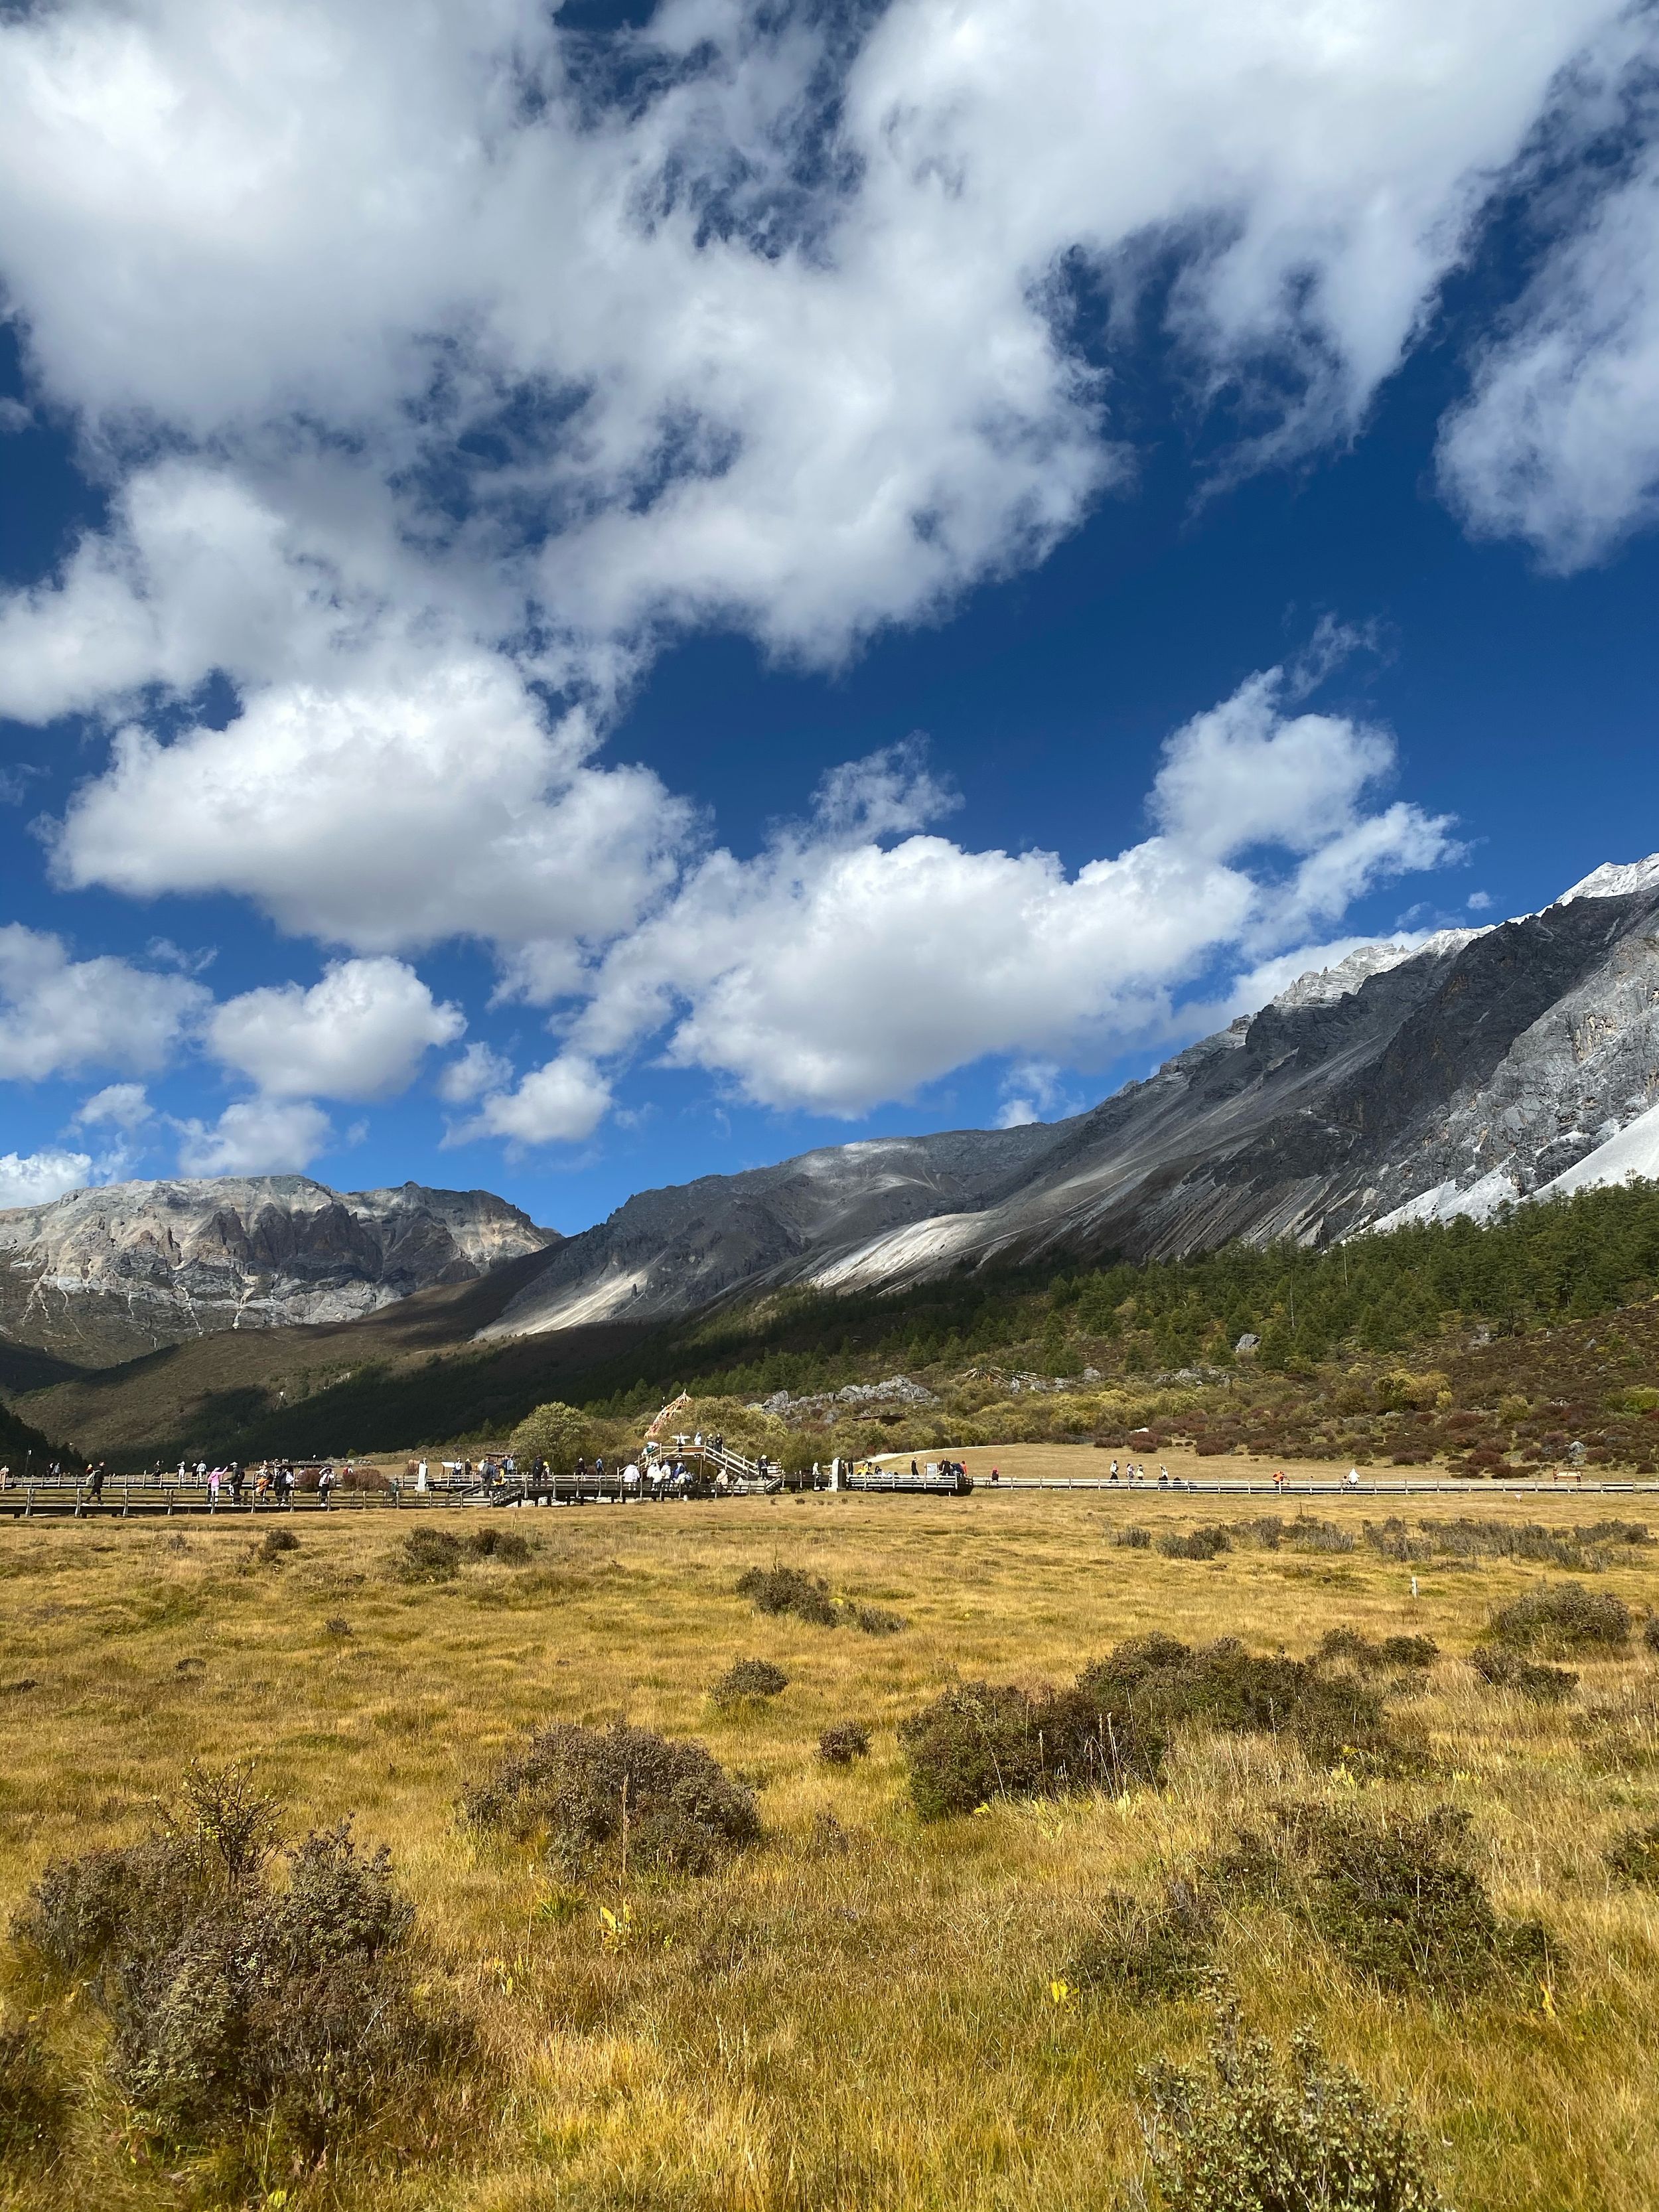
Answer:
[1534,1099,1659,1199]
[1559,854,1659,904]
[1269,930,1485,1013]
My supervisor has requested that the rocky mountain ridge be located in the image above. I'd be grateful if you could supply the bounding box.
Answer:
[482,857,1659,1337]
[0,1177,555,1368]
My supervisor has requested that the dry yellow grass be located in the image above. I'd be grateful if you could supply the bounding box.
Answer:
[1,1486,1658,2209]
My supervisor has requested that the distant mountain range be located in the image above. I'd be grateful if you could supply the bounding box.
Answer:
[5,858,1659,1430]
[483,855,1659,1336]
[0,1177,554,1374]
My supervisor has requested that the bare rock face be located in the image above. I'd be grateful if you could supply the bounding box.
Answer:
[0,1177,554,1367]
[484,859,1659,1337]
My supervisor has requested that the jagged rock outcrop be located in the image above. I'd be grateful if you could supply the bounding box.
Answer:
[0,1177,554,1366]
[484,859,1659,1336]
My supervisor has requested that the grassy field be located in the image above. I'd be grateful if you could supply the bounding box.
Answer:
[2,1485,1658,2208]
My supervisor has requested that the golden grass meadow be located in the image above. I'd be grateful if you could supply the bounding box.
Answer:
[2,1462,1658,2210]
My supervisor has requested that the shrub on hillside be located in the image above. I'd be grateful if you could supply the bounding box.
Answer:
[395,1525,533,1582]
[1115,1524,1152,1548]
[1606,1820,1659,1886]
[1315,1628,1439,1673]
[463,1524,534,1564]
[1155,1525,1230,1561]
[1486,1583,1630,1657]
[735,1565,839,1627]
[899,1680,1164,1820]
[258,1526,300,1560]
[1076,1635,1420,1778]
[711,1658,789,1706]
[1137,2011,1448,2212]
[818,1724,871,1766]
[13,1767,453,2153]
[1295,1805,1552,1997]
[464,1722,759,1874]
[397,1527,463,1582]
[1066,1879,1216,2003]
[0,2022,67,2169]
[854,1603,906,1635]
[1469,1646,1579,1701]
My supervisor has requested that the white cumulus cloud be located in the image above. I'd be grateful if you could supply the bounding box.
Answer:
[0,926,208,1082]
[54,650,686,958]
[1439,106,1659,569]
[74,1082,154,1130]
[557,664,1457,1117]
[0,1148,97,1210]
[176,1098,334,1177]
[208,957,464,1102]
[453,1054,614,1148]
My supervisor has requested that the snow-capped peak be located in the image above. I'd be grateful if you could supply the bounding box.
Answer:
[1559,853,1659,905]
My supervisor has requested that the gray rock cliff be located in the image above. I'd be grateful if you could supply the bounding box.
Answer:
[0,1177,555,1366]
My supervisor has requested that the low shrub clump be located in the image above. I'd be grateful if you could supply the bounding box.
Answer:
[396,1524,534,1582]
[899,1633,1424,1820]
[464,1722,760,1874]
[1469,1646,1579,1701]
[1156,1525,1230,1560]
[1605,1820,1659,1885]
[258,1526,300,1561]
[818,1724,871,1765]
[1066,1878,1215,2003]
[899,1678,1164,1819]
[1315,1627,1439,1672]
[711,1658,790,1705]
[1486,1583,1630,1656]
[464,1524,534,1564]
[13,1764,456,2156]
[736,1564,840,1626]
[1291,1805,1552,1997]
[1078,1635,1422,1779]
[399,1528,465,1582]
[855,1603,907,1635]
[1115,1525,1152,1548]
[0,2020,68,2168]
[1642,1615,1659,1657]
[1137,2010,1447,2211]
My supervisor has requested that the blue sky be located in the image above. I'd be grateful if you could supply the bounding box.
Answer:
[1,0,1658,1234]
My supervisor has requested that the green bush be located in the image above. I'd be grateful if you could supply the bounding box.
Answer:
[735,1565,839,1627]
[1066,1878,1215,2002]
[508,1399,593,1474]
[1469,1646,1579,1701]
[1077,1635,1419,1779]
[1138,2010,1447,2211]
[711,1658,790,1706]
[899,1678,1165,1819]
[1296,1805,1552,1996]
[855,1604,906,1636]
[396,1524,532,1582]
[0,2021,68,2167]
[13,1771,453,2155]
[1605,1820,1659,1886]
[1486,1583,1630,1656]
[464,1722,760,1874]
[1315,1627,1438,1672]
[1155,1526,1230,1561]
[397,1527,463,1583]
[463,1524,534,1564]
[818,1724,871,1765]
